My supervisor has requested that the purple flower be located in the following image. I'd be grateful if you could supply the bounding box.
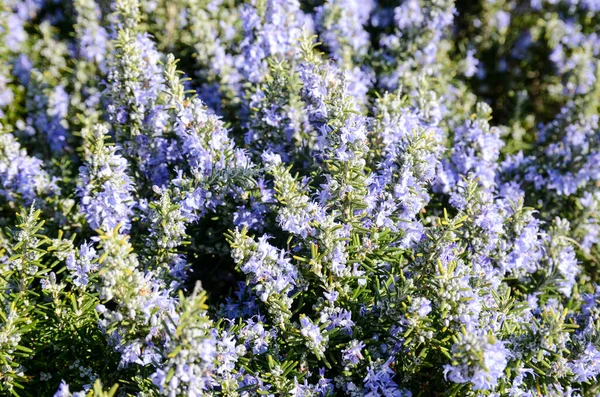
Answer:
[66,242,98,288]
[443,332,509,391]
[0,129,58,204]
[556,245,579,297]
[342,340,365,365]
[300,316,328,356]
[364,358,409,397]
[78,125,135,233]
[81,27,108,64]
[569,343,600,382]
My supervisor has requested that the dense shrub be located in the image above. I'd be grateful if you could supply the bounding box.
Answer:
[0,0,600,395]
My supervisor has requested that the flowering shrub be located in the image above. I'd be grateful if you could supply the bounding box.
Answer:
[1,0,600,396]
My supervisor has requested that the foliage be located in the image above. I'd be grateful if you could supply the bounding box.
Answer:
[0,0,600,396]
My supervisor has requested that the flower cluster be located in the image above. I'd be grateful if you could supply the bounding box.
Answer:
[0,0,600,396]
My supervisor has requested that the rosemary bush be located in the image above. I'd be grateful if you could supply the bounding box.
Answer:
[1,0,600,395]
